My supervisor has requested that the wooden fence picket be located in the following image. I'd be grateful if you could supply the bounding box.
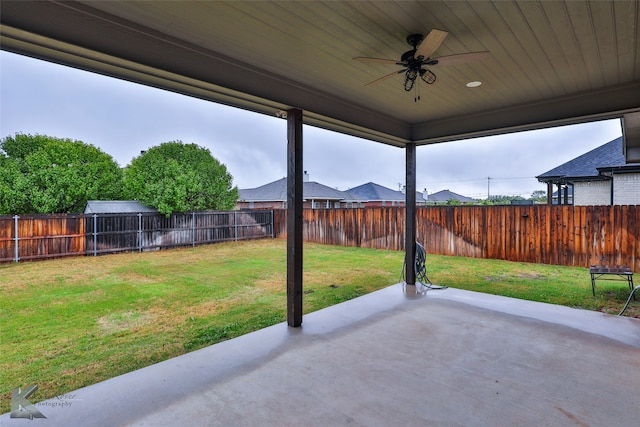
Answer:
[272,205,639,272]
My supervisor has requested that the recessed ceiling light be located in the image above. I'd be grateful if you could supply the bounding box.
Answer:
[466,81,482,88]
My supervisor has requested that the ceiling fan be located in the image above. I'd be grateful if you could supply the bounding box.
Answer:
[354,30,490,94]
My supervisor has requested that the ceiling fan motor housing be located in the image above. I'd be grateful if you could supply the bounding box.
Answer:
[406,33,424,48]
[401,49,417,63]
[403,33,425,63]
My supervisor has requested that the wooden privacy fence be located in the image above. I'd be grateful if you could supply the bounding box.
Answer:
[0,210,273,263]
[0,214,86,262]
[273,205,639,272]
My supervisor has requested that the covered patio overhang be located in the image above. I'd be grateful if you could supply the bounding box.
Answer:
[1,1,639,327]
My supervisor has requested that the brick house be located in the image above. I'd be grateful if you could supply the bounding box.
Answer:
[236,174,362,209]
[536,137,640,206]
[237,177,427,209]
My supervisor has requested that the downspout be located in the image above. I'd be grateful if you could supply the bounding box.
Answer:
[597,168,616,206]
[610,178,614,205]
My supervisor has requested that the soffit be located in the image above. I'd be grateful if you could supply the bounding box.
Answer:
[1,1,639,147]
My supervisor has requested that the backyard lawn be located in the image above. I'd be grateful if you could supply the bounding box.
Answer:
[1,238,637,412]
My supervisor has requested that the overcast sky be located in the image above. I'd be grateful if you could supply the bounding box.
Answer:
[1,50,623,199]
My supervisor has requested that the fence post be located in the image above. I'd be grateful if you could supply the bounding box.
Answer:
[93,214,98,256]
[234,211,238,241]
[270,210,274,238]
[13,215,19,262]
[138,213,142,252]
[192,212,195,247]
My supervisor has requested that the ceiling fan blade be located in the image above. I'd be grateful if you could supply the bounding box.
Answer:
[353,56,403,65]
[415,29,448,59]
[365,69,405,86]
[429,51,491,66]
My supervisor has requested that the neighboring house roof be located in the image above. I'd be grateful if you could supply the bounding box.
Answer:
[536,137,640,183]
[240,179,427,204]
[347,182,428,202]
[305,181,354,201]
[239,178,353,202]
[238,179,287,202]
[427,189,475,203]
[347,182,405,202]
[84,200,157,214]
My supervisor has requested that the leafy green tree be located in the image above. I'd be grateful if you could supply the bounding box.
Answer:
[485,195,525,205]
[0,133,124,214]
[0,154,30,214]
[530,190,547,203]
[123,141,238,216]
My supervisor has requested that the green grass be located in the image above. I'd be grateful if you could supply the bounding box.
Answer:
[425,256,638,315]
[1,239,637,413]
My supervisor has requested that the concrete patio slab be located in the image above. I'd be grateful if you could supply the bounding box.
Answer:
[3,285,639,426]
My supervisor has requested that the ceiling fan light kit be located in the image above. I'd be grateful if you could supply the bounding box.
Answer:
[403,68,436,92]
[354,29,490,100]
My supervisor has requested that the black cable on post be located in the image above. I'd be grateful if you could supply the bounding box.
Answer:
[401,242,447,294]
[618,286,639,316]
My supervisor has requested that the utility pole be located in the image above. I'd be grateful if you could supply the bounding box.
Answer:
[487,176,491,199]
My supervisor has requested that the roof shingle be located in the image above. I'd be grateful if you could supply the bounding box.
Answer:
[239,178,354,201]
[537,137,639,182]
[347,182,405,201]
[84,200,157,214]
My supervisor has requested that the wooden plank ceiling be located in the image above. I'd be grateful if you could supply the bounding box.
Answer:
[1,1,639,150]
